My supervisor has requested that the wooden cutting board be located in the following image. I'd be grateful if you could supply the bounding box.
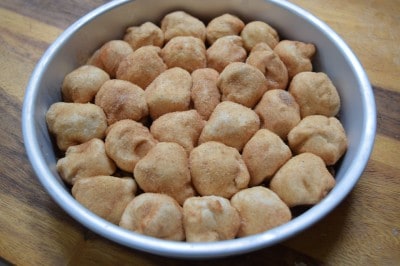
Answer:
[0,0,399,265]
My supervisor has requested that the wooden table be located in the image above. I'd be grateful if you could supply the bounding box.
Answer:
[1,0,399,265]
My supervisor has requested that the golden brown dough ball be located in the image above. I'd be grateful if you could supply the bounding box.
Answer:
[94,79,148,125]
[206,35,247,72]
[254,89,301,140]
[206,13,245,45]
[183,196,240,242]
[289,72,341,118]
[62,65,110,103]
[87,40,133,78]
[250,42,273,52]
[191,68,221,120]
[72,176,137,224]
[217,62,267,108]
[123,22,164,50]
[145,67,192,119]
[161,36,206,73]
[274,40,316,79]
[161,11,206,42]
[189,141,250,198]
[246,46,288,90]
[288,115,347,165]
[230,186,291,237]
[242,129,292,186]
[46,102,107,151]
[150,110,205,154]
[240,21,279,52]
[199,101,260,151]
[134,142,196,205]
[116,45,167,89]
[56,138,116,185]
[119,193,184,240]
[270,153,336,207]
[105,119,157,172]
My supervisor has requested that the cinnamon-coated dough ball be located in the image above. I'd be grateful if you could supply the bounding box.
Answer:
[191,68,221,120]
[270,153,336,207]
[150,110,205,154]
[289,72,341,117]
[254,89,301,140]
[119,193,184,240]
[199,101,260,151]
[72,176,137,224]
[161,36,206,73]
[183,196,240,242]
[134,142,196,205]
[46,102,107,151]
[217,62,267,108]
[57,138,116,185]
[274,40,316,79]
[105,119,157,172]
[240,21,279,51]
[242,129,291,186]
[123,22,164,50]
[189,141,250,198]
[87,40,133,78]
[231,186,291,237]
[206,13,245,45]
[161,11,206,42]
[246,45,288,90]
[206,35,247,72]
[62,65,110,103]
[288,115,347,165]
[116,45,167,89]
[95,79,148,125]
[145,67,192,119]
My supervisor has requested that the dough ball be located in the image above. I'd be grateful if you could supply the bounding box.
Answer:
[119,193,184,240]
[206,35,247,72]
[56,138,116,185]
[254,89,301,140]
[250,42,273,53]
[123,22,164,50]
[240,21,279,52]
[288,115,348,165]
[289,72,341,117]
[134,142,196,205]
[161,11,206,42]
[94,79,148,125]
[246,47,288,90]
[161,36,206,73]
[86,49,105,69]
[274,40,316,79]
[46,102,107,151]
[199,101,260,151]
[88,40,133,78]
[183,196,240,242]
[72,176,137,224]
[145,67,192,119]
[191,68,221,120]
[116,45,167,89]
[206,13,245,45]
[189,141,250,198]
[150,110,205,154]
[230,186,291,237]
[62,65,110,103]
[242,129,292,186]
[218,62,266,108]
[105,119,157,172]
[270,153,336,207]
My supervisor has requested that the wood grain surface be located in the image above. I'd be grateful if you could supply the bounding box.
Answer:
[0,0,399,265]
